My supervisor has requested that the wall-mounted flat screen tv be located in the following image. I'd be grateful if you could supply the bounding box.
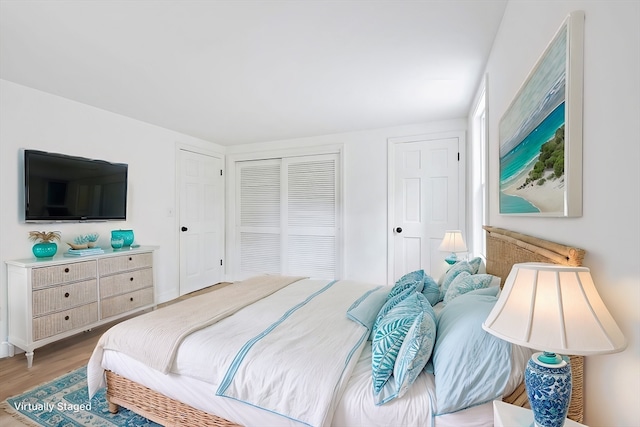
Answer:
[24,149,128,222]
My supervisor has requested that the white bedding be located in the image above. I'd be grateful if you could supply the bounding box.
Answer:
[214,279,372,426]
[102,344,495,427]
[91,277,527,427]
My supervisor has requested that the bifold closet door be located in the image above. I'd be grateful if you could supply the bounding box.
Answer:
[236,154,340,279]
[237,159,282,275]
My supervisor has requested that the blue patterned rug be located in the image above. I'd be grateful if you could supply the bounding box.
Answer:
[3,367,160,426]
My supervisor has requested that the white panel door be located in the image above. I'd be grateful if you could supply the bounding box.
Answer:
[179,149,223,295]
[390,135,461,283]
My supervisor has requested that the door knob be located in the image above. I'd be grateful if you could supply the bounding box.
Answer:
[395,227,403,233]
[181,226,188,232]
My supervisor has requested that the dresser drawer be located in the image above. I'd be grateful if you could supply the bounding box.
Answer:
[32,302,98,341]
[101,287,153,319]
[99,268,153,298]
[32,261,96,289]
[98,253,153,275]
[32,279,98,316]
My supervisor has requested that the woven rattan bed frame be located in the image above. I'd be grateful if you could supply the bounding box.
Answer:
[105,226,585,426]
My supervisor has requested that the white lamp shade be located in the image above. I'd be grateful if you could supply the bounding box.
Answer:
[439,230,467,253]
[483,262,626,356]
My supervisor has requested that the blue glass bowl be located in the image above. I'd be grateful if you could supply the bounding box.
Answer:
[111,230,134,247]
[111,237,125,250]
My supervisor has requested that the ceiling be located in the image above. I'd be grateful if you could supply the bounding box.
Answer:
[0,0,507,146]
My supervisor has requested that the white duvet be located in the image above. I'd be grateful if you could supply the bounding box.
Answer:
[90,277,524,426]
[91,278,376,426]
[212,279,373,426]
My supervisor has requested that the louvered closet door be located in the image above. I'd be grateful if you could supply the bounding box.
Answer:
[283,155,338,279]
[237,154,339,279]
[237,159,282,275]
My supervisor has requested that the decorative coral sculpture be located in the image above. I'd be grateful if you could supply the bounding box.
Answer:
[85,233,100,247]
[68,235,89,250]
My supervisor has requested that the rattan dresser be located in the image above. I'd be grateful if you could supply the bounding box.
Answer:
[6,246,157,367]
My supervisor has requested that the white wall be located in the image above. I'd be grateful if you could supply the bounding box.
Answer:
[0,79,225,358]
[0,78,466,360]
[226,119,467,285]
[484,1,640,425]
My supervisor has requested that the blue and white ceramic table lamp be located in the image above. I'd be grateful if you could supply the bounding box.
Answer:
[483,263,626,427]
[439,230,467,265]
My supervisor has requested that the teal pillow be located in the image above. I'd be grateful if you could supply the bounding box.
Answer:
[393,296,436,399]
[443,273,499,305]
[433,293,512,414]
[371,287,415,340]
[388,270,425,300]
[420,274,441,306]
[347,286,390,332]
[374,293,436,405]
[371,292,433,401]
[439,261,474,300]
[465,286,500,298]
[468,257,483,274]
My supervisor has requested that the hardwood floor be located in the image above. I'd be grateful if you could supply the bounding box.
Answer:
[0,282,229,425]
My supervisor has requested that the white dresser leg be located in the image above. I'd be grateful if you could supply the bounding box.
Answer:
[25,351,34,368]
[8,343,15,357]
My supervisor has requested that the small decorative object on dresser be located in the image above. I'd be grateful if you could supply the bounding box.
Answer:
[111,236,125,250]
[484,263,626,427]
[28,230,61,258]
[68,234,100,249]
[86,233,100,247]
[111,229,134,247]
[68,235,89,250]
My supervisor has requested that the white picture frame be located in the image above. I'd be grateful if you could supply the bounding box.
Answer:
[499,11,584,217]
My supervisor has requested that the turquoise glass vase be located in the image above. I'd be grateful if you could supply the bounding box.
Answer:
[111,230,134,247]
[111,237,124,250]
[32,242,58,258]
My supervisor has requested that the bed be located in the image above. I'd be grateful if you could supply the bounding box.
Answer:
[87,226,585,426]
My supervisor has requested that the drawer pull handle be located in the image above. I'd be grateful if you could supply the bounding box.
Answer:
[64,292,70,298]
[129,257,133,261]
[130,297,134,302]
[130,277,134,281]
[64,268,70,273]
[64,315,69,321]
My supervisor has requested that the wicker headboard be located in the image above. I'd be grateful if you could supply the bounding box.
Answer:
[484,226,586,423]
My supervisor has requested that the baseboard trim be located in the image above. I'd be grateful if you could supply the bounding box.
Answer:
[0,341,13,359]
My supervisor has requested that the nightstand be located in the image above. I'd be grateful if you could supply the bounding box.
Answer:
[493,400,587,427]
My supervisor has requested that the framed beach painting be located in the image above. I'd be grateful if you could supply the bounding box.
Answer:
[499,11,584,217]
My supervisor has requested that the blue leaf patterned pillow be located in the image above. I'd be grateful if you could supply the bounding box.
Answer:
[421,273,441,306]
[468,256,484,274]
[393,296,436,399]
[439,261,474,300]
[443,272,499,305]
[371,293,433,401]
[371,287,415,340]
[374,295,436,405]
[387,270,425,300]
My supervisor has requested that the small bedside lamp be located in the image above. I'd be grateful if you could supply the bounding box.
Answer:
[439,230,467,265]
[483,263,626,427]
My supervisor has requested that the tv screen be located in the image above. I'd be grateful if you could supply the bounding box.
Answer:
[24,150,128,222]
